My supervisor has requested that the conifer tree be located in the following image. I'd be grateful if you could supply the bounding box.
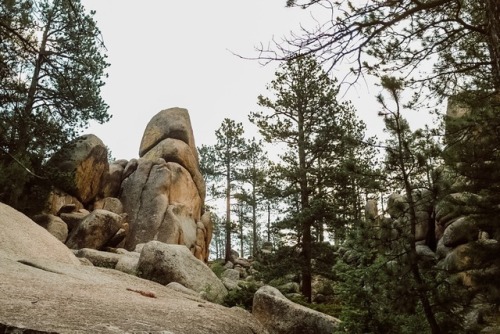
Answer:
[235,137,269,257]
[0,0,109,208]
[334,77,465,334]
[198,119,247,263]
[251,55,371,301]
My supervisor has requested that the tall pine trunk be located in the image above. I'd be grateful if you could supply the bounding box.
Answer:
[225,164,232,263]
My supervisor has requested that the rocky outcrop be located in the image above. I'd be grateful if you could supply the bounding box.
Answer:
[0,203,269,333]
[139,107,199,165]
[137,241,227,303]
[0,202,80,265]
[46,134,108,205]
[252,285,340,334]
[119,108,210,261]
[120,159,200,247]
[29,107,211,263]
[143,137,206,202]
[65,209,126,250]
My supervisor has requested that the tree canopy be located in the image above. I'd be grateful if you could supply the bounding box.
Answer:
[263,0,500,98]
[0,0,109,208]
[251,55,374,301]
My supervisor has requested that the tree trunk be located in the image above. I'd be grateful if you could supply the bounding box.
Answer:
[394,107,441,334]
[486,0,500,91]
[239,205,244,258]
[225,166,232,263]
[298,109,312,302]
[9,13,52,208]
[267,202,271,243]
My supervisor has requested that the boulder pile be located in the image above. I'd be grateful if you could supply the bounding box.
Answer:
[34,107,211,263]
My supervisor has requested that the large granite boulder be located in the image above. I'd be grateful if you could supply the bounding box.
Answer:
[65,209,125,250]
[253,285,340,334]
[46,134,108,205]
[100,159,128,198]
[143,137,206,202]
[31,213,68,243]
[139,107,199,165]
[42,187,84,216]
[0,202,79,265]
[120,158,202,252]
[137,241,228,303]
[0,253,267,334]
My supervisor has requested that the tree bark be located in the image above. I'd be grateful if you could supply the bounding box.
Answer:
[394,103,441,334]
[486,0,500,91]
[298,107,312,302]
[225,164,232,263]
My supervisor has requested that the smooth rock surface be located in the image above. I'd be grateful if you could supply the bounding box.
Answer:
[0,202,79,265]
[137,241,227,303]
[252,285,340,334]
[0,254,267,334]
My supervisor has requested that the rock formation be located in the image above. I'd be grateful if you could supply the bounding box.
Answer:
[137,241,228,303]
[252,285,341,334]
[46,134,108,205]
[0,203,268,333]
[34,107,211,262]
[120,107,209,261]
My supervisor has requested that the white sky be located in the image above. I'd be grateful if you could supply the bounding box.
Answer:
[81,1,436,161]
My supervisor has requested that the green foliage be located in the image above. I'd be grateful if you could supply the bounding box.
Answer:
[199,118,247,262]
[254,245,301,284]
[222,282,259,310]
[209,259,226,279]
[251,54,377,301]
[0,0,109,209]
[273,0,500,96]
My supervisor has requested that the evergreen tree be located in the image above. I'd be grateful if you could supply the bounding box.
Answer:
[335,77,464,334]
[236,137,269,257]
[250,55,371,301]
[198,118,247,263]
[0,0,109,208]
[269,0,500,97]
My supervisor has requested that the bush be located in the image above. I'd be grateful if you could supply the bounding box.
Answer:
[222,282,259,311]
[209,259,225,278]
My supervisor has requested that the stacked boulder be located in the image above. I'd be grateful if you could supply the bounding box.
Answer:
[33,107,211,263]
[120,107,210,261]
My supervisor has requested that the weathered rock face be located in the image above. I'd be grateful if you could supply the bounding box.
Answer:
[143,137,206,203]
[0,202,80,265]
[100,159,127,198]
[46,134,109,205]
[43,187,84,216]
[65,209,125,250]
[0,204,269,333]
[0,252,268,334]
[137,241,228,303]
[119,108,209,260]
[120,159,201,248]
[139,107,199,165]
[253,285,341,334]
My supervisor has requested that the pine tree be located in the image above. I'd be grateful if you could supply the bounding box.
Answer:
[236,137,269,257]
[0,0,109,209]
[250,55,371,301]
[334,77,465,334]
[268,0,500,96]
[198,118,247,263]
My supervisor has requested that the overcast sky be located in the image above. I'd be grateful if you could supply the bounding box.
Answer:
[81,1,436,161]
